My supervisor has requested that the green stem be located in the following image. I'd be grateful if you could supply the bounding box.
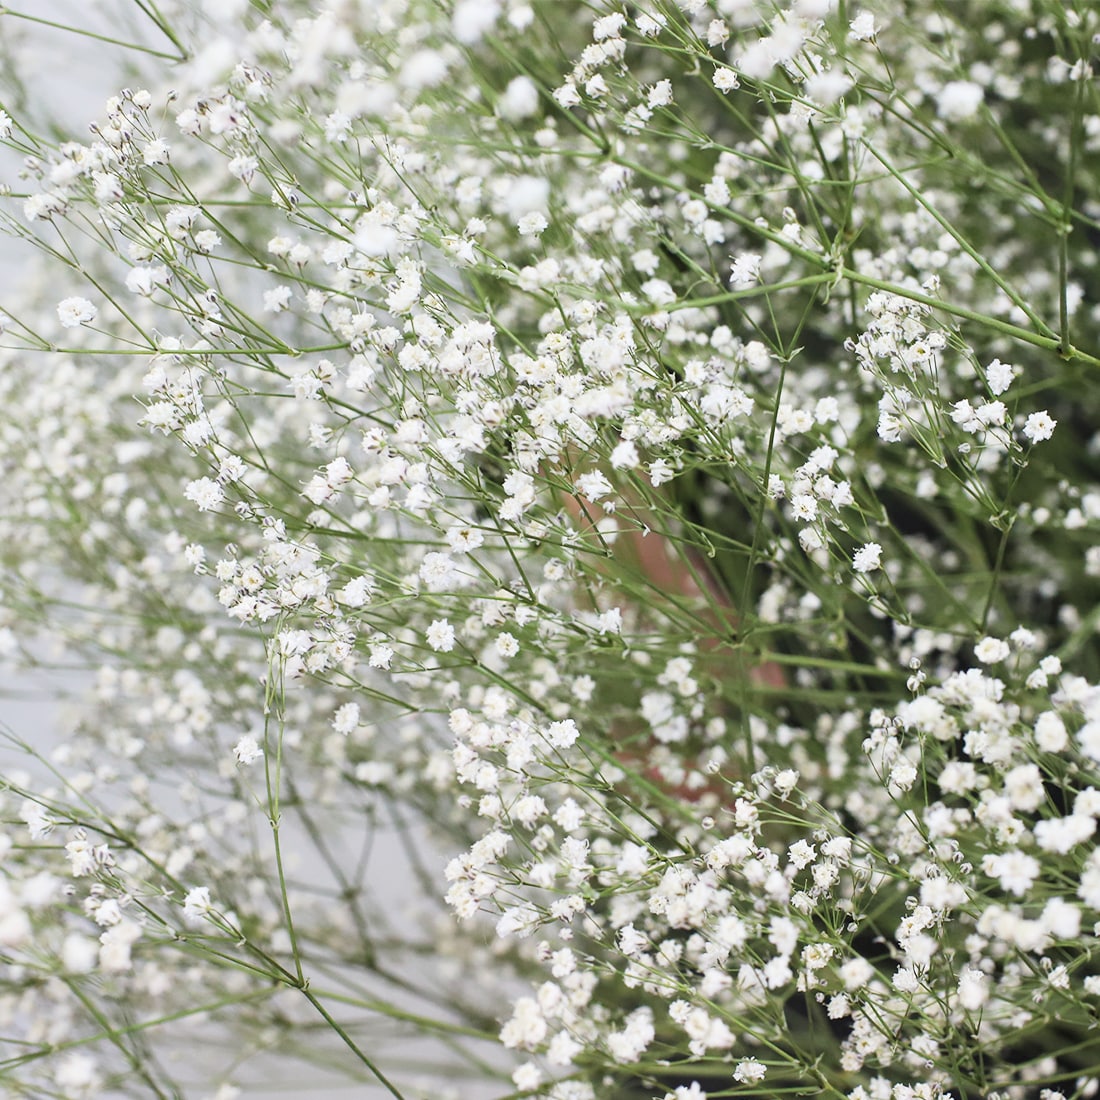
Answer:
[840,267,1100,366]
[128,0,189,57]
[614,154,1100,366]
[299,987,410,1100]
[263,657,306,987]
[858,138,1056,338]
[0,5,185,61]
[1059,73,1085,352]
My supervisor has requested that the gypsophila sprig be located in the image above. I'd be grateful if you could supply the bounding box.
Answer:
[3,0,1100,1096]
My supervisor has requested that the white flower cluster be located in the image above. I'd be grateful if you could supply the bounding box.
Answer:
[0,0,1097,1097]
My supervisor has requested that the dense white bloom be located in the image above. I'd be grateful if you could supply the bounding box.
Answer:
[713,68,739,93]
[332,702,360,735]
[668,1084,706,1100]
[125,265,168,295]
[729,252,761,289]
[618,923,649,956]
[1034,814,1095,854]
[6,4,1100,1096]
[1034,711,1068,752]
[98,920,141,971]
[805,69,853,105]
[648,80,673,109]
[420,552,458,590]
[184,478,224,511]
[264,286,293,313]
[575,471,614,500]
[983,850,1040,895]
[937,81,984,121]
[985,358,1016,394]
[733,1059,766,1084]
[609,440,639,469]
[500,997,547,1050]
[607,1007,655,1063]
[57,297,97,327]
[849,12,877,39]
[1023,410,1056,443]
[517,211,548,237]
[182,886,214,921]
[545,719,579,748]
[426,619,456,652]
[974,636,1010,664]
[499,76,540,120]
[233,735,263,764]
[852,543,882,573]
[368,643,393,669]
[142,137,170,165]
[496,903,539,938]
[957,968,988,1011]
[1003,763,1044,811]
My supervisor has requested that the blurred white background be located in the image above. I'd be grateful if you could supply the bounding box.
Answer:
[0,5,504,1097]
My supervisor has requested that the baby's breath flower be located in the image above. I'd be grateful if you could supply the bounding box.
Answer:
[182,886,214,922]
[426,619,456,652]
[849,12,877,40]
[713,68,739,93]
[733,1059,766,1084]
[985,358,1016,394]
[6,3,1100,1096]
[232,735,263,764]
[56,297,96,327]
[938,81,984,121]
[516,211,548,237]
[1023,410,1057,443]
[729,252,761,289]
[184,477,224,512]
[974,636,1010,664]
[332,702,360,736]
[852,543,882,573]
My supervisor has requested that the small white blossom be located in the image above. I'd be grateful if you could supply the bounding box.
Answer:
[957,967,988,1011]
[182,886,214,922]
[733,1059,766,1084]
[575,471,614,501]
[57,297,97,328]
[184,478,224,512]
[849,11,877,40]
[233,735,263,765]
[1023,410,1056,443]
[729,252,761,289]
[713,68,740,93]
[937,80,984,121]
[427,619,456,652]
[986,358,1016,395]
[332,702,360,736]
[852,542,882,573]
[974,636,1010,664]
[517,211,548,237]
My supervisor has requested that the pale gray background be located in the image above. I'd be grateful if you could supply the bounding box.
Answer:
[0,4,506,1096]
